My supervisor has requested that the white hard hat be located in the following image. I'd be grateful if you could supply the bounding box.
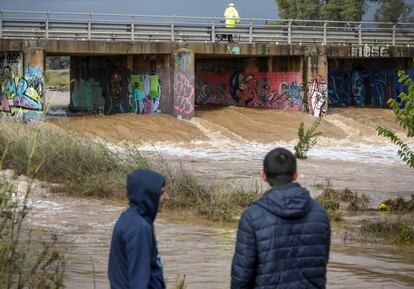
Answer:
[228,3,235,7]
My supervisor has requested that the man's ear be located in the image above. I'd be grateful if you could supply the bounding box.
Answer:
[260,171,267,182]
[292,171,299,181]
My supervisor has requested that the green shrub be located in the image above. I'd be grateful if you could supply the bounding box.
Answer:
[317,186,369,212]
[382,195,414,211]
[294,117,322,159]
[377,70,414,168]
[360,220,414,245]
[196,186,259,222]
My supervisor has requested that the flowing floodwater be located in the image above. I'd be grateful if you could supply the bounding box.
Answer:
[26,189,414,289]
[28,107,414,288]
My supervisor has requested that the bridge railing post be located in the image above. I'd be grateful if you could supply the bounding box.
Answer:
[88,13,92,40]
[171,14,175,42]
[0,10,3,39]
[211,17,216,43]
[323,21,327,45]
[358,22,362,45]
[249,18,253,44]
[131,15,135,41]
[45,11,49,39]
[392,24,396,46]
[288,19,292,44]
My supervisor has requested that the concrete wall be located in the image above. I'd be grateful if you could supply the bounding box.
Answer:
[69,54,172,115]
[328,58,414,107]
[2,40,414,119]
[2,39,413,58]
[195,56,303,110]
[0,49,45,121]
[173,49,195,119]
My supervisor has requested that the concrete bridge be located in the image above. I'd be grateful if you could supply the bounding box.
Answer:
[1,10,414,120]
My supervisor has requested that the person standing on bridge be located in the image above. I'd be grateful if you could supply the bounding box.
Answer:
[108,169,170,289]
[224,3,240,43]
[231,147,331,289]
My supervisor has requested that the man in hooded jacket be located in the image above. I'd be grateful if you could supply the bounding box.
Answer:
[231,148,331,289]
[108,169,170,289]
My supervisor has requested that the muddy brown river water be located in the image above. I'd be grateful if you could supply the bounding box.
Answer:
[28,192,414,289]
[25,148,414,289]
[26,107,414,288]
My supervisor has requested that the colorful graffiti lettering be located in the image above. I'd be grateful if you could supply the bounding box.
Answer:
[1,75,43,112]
[196,72,303,110]
[0,54,42,121]
[308,75,328,117]
[128,74,161,114]
[174,72,194,119]
[0,76,43,122]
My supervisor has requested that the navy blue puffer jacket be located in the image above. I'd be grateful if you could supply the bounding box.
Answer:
[108,169,166,289]
[231,182,331,289]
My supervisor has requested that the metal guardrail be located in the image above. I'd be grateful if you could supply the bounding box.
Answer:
[0,10,413,46]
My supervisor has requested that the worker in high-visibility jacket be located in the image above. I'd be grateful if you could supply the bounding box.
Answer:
[224,3,240,28]
[224,3,240,43]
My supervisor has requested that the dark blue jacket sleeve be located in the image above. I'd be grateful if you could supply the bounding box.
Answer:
[125,225,153,289]
[231,212,257,289]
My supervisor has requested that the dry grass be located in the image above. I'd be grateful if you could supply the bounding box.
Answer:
[0,119,259,222]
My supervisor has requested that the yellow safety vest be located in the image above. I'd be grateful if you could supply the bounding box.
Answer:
[224,7,240,28]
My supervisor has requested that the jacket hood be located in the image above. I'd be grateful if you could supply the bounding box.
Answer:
[256,183,312,219]
[127,169,165,222]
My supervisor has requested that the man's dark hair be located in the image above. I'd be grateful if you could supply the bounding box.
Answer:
[263,148,297,186]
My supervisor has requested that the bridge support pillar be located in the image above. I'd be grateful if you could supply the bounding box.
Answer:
[173,48,195,120]
[23,47,46,118]
[304,47,328,117]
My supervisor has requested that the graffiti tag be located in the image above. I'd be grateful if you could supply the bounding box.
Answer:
[350,46,390,57]
[174,72,194,119]
[196,72,303,111]
[308,75,327,117]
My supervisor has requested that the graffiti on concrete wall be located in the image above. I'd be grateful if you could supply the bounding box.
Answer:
[174,72,194,118]
[352,71,365,106]
[174,50,194,119]
[350,46,390,58]
[328,69,414,107]
[0,55,43,121]
[24,66,44,97]
[0,75,44,121]
[0,53,23,81]
[308,75,328,117]
[197,73,234,106]
[328,71,352,107]
[196,72,303,110]
[129,74,161,114]
[175,53,192,72]
[71,78,105,112]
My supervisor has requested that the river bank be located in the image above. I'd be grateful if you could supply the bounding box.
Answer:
[2,106,413,288]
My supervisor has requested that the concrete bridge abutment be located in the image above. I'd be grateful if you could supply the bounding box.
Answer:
[1,40,414,120]
[173,48,195,120]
